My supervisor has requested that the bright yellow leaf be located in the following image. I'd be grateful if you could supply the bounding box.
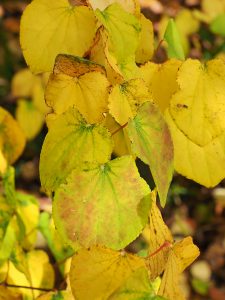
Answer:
[20,0,97,73]
[109,78,151,125]
[0,150,7,175]
[0,107,25,164]
[6,250,54,299]
[169,59,225,146]
[139,59,182,112]
[69,246,146,300]
[136,13,154,64]
[45,55,110,123]
[16,99,45,140]
[165,109,225,187]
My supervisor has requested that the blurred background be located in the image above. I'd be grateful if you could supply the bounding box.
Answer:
[0,0,225,299]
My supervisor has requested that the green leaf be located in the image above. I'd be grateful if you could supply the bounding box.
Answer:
[210,14,225,37]
[127,102,174,206]
[40,108,113,192]
[2,167,16,208]
[0,218,17,264]
[164,19,185,60]
[53,155,151,250]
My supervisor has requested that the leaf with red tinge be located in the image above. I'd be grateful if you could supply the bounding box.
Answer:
[127,102,174,206]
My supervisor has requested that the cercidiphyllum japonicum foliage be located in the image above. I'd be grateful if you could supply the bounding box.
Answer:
[0,0,223,298]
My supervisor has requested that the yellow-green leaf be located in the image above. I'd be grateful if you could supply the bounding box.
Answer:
[20,0,97,73]
[135,13,154,64]
[0,107,25,164]
[87,0,139,13]
[45,55,110,123]
[16,99,44,140]
[40,108,113,192]
[128,102,174,206]
[53,155,150,250]
[108,78,151,125]
[165,109,225,187]
[69,246,146,300]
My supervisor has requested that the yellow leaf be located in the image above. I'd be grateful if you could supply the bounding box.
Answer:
[69,246,146,300]
[201,0,225,21]
[32,73,51,115]
[37,291,74,300]
[103,114,131,156]
[16,99,45,140]
[40,108,113,192]
[158,237,199,300]
[11,69,34,98]
[53,155,151,250]
[0,286,22,300]
[135,13,154,64]
[144,191,173,279]
[6,250,54,299]
[139,59,182,112]
[169,59,225,147]
[20,0,97,73]
[165,109,225,187]
[109,78,151,125]
[0,150,7,175]
[45,55,110,123]
[87,0,139,13]
[0,107,25,164]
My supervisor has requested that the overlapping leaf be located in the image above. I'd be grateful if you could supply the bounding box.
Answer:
[40,107,113,192]
[108,78,150,125]
[128,102,174,206]
[0,107,25,164]
[20,0,97,73]
[45,55,110,123]
[53,155,151,249]
[69,246,146,300]
[87,0,139,13]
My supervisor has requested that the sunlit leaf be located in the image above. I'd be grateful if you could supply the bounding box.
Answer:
[16,99,44,140]
[135,14,154,64]
[53,155,150,250]
[45,55,110,123]
[20,0,97,73]
[164,19,185,60]
[69,246,146,300]
[6,250,54,299]
[40,107,113,192]
[128,102,174,206]
[166,109,225,187]
[108,79,151,125]
[0,150,7,175]
[139,59,182,112]
[169,59,225,147]
[0,107,25,164]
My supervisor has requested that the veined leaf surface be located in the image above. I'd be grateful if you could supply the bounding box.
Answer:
[53,155,151,250]
[20,0,97,73]
[40,108,113,192]
[128,102,174,206]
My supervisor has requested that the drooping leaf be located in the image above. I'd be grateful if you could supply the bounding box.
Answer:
[135,13,154,64]
[166,109,225,187]
[108,79,151,125]
[40,108,113,192]
[0,107,25,164]
[20,0,97,73]
[16,99,44,140]
[45,55,110,123]
[139,59,182,112]
[164,19,185,60]
[128,102,174,206]
[69,246,146,300]
[53,155,151,250]
[95,3,141,78]
[169,59,225,147]
[158,237,199,300]
[144,191,173,279]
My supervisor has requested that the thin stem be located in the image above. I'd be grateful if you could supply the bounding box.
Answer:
[1,283,54,292]
[111,122,128,136]
[148,240,172,258]
[154,39,164,57]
